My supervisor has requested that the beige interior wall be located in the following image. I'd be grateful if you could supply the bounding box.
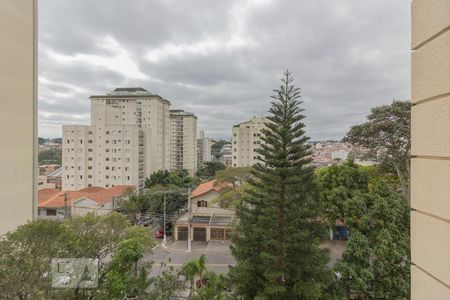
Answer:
[0,0,37,235]
[411,0,450,298]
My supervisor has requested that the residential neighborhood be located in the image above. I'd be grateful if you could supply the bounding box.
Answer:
[1,0,448,299]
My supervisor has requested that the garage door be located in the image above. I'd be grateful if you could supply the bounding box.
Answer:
[210,228,225,240]
[177,227,188,240]
[193,227,207,241]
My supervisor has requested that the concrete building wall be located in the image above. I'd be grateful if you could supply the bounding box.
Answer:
[0,0,37,235]
[90,93,171,175]
[62,125,144,190]
[231,117,267,167]
[191,190,221,209]
[411,0,450,298]
[170,110,198,175]
[63,88,171,190]
[197,134,213,168]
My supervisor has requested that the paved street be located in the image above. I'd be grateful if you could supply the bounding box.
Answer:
[145,241,236,277]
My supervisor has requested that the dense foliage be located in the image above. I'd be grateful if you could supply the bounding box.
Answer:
[0,213,154,299]
[196,161,226,180]
[119,170,199,223]
[344,101,411,201]
[230,71,331,299]
[317,162,410,298]
[38,148,62,165]
[211,140,231,160]
[317,160,376,226]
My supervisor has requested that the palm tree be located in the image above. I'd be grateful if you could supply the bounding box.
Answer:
[181,254,207,297]
[192,272,232,300]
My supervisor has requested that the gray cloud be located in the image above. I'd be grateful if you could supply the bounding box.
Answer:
[38,0,410,140]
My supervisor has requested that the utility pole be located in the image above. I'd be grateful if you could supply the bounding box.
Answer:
[163,193,167,246]
[187,187,192,253]
[63,192,68,219]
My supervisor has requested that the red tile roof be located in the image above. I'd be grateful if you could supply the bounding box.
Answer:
[38,188,61,202]
[38,185,134,208]
[191,180,225,198]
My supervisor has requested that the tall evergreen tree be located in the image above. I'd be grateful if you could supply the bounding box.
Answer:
[230,70,331,299]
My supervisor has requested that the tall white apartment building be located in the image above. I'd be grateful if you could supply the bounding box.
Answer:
[62,87,171,191]
[231,117,268,167]
[197,131,213,168]
[170,110,198,175]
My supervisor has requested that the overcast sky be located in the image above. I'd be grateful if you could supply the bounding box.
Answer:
[38,0,410,140]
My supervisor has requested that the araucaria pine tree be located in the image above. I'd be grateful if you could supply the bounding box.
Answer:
[230,70,331,299]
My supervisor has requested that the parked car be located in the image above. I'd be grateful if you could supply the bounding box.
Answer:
[333,225,349,240]
[155,229,164,239]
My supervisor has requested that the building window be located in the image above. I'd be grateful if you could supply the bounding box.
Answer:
[197,200,208,207]
[46,209,57,216]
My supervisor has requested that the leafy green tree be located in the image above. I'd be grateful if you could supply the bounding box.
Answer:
[215,166,252,190]
[181,254,207,297]
[192,272,233,300]
[211,140,230,159]
[119,170,199,220]
[344,101,411,201]
[213,182,253,209]
[230,70,331,299]
[0,220,75,299]
[106,233,153,299]
[196,161,226,179]
[0,213,155,299]
[38,137,47,145]
[148,261,185,299]
[145,169,198,189]
[333,180,410,298]
[38,148,62,165]
[316,160,375,226]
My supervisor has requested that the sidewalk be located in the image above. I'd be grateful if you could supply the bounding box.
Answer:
[160,239,232,254]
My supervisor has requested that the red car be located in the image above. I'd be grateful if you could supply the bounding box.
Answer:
[155,229,164,239]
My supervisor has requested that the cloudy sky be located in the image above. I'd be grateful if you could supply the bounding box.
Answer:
[38,0,410,140]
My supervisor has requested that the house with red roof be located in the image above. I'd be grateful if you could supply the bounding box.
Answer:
[191,180,227,208]
[174,180,235,242]
[38,185,134,219]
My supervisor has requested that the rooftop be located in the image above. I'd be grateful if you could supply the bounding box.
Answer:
[191,180,226,198]
[38,185,135,208]
[170,109,197,118]
[176,207,235,225]
[89,87,171,105]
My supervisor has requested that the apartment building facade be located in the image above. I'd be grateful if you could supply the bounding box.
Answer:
[231,117,267,167]
[169,110,198,175]
[197,131,213,169]
[0,0,37,235]
[62,88,171,191]
[411,1,450,298]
